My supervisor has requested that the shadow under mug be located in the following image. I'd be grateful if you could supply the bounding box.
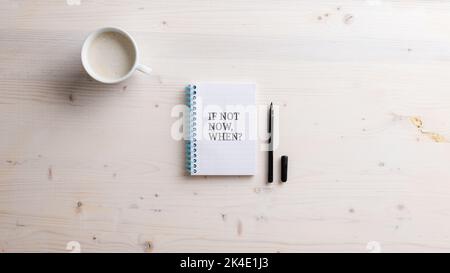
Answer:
[81,27,151,84]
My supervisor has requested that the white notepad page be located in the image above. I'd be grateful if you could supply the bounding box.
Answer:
[189,83,257,175]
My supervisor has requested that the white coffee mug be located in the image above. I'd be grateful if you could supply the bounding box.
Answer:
[81,27,151,84]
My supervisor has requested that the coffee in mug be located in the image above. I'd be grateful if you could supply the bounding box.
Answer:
[81,27,151,84]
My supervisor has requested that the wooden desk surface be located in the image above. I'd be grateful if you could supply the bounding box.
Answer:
[2,0,450,253]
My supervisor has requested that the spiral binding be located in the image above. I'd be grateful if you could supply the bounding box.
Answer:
[185,84,198,174]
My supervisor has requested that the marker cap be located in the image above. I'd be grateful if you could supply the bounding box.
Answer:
[281,155,288,182]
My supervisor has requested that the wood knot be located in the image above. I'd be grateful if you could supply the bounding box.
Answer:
[144,241,153,252]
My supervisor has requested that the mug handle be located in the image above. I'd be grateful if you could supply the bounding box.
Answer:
[137,64,152,75]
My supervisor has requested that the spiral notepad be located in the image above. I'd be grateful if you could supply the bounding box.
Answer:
[185,83,257,175]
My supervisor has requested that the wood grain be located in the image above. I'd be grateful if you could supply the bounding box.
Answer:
[2,0,450,252]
